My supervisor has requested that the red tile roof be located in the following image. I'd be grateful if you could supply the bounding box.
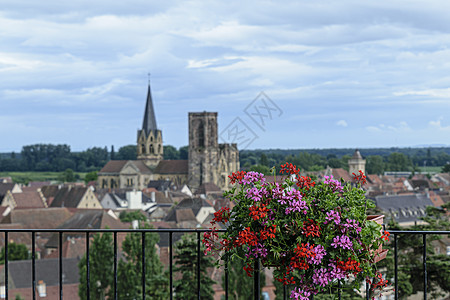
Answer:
[331,168,353,182]
[11,191,46,208]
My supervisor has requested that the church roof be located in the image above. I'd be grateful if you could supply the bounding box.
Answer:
[99,160,152,174]
[154,160,188,174]
[142,83,158,135]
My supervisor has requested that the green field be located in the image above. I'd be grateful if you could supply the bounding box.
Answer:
[0,171,87,184]
[417,166,443,173]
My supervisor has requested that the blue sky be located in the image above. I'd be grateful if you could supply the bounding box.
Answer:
[1,0,450,152]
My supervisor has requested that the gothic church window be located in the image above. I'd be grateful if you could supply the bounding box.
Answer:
[198,122,205,147]
[150,144,154,154]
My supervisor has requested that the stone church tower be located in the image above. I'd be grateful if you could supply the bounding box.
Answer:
[137,83,163,168]
[188,112,239,191]
[348,149,366,175]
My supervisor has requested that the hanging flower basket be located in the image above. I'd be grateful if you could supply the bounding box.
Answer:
[203,164,390,299]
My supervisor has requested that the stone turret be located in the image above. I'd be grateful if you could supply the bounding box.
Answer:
[137,83,163,168]
[348,149,366,175]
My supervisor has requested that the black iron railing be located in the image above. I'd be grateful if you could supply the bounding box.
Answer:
[0,228,449,299]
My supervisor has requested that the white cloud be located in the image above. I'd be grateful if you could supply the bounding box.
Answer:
[336,120,348,127]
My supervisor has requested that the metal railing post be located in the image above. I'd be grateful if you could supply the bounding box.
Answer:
[394,233,398,300]
[59,231,63,300]
[32,231,36,300]
[253,259,260,300]
[86,232,90,300]
[169,232,173,300]
[114,231,117,300]
[142,232,146,300]
[5,232,8,300]
[423,234,427,300]
[197,231,201,300]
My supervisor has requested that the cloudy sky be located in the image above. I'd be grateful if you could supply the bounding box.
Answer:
[1,0,450,152]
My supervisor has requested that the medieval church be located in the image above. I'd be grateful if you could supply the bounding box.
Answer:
[98,83,240,192]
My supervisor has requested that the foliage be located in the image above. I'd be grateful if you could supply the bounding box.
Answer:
[119,210,148,222]
[247,164,271,175]
[117,224,169,299]
[164,145,179,159]
[58,168,78,182]
[173,234,216,299]
[223,257,265,299]
[84,171,98,183]
[442,163,450,173]
[115,145,137,160]
[381,203,450,298]
[78,232,114,300]
[204,164,390,299]
[0,243,29,264]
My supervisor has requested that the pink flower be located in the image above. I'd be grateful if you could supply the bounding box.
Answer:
[331,235,353,250]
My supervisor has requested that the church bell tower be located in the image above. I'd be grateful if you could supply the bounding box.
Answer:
[137,82,163,168]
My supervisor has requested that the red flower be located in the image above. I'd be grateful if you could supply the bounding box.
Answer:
[228,171,246,184]
[280,162,300,175]
[236,227,258,247]
[249,204,269,220]
[381,230,390,242]
[296,176,316,191]
[337,257,362,274]
[243,264,254,277]
[212,207,230,225]
[260,224,276,240]
[302,219,321,237]
[290,243,316,270]
[352,170,367,185]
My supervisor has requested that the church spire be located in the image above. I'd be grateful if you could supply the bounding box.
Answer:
[142,82,158,135]
[137,80,163,168]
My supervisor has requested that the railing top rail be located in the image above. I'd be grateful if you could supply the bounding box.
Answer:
[385,230,450,234]
[0,228,228,233]
[0,228,448,234]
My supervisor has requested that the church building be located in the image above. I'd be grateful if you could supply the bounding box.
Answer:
[98,82,239,192]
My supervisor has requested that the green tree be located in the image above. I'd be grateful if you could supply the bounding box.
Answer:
[247,164,271,175]
[78,232,114,300]
[117,224,169,299]
[110,145,115,160]
[119,210,147,222]
[84,171,98,183]
[260,153,269,167]
[174,234,216,299]
[116,145,137,160]
[164,145,179,160]
[386,152,412,171]
[382,204,450,298]
[224,258,265,299]
[0,243,29,264]
[179,145,189,160]
[59,168,75,182]
[442,163,450,173]
[366,155,385,175]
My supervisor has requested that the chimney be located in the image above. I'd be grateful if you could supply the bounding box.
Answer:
[151,191,156,202]
[0,285,5,299]
[37,280,47,297]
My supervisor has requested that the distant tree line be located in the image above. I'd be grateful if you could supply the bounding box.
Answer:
[0,143,189,172]
[2,144,450,175]
[240,147,450,175]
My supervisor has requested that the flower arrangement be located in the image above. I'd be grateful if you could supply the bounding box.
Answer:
[203,163,390,299]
